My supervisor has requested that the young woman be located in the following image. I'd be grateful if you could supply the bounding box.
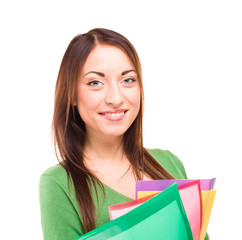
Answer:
[39,28,191,240]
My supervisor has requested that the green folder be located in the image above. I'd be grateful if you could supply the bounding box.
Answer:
[75,183,193,240]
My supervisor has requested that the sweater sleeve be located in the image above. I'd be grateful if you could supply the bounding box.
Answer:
[39,174,84,240]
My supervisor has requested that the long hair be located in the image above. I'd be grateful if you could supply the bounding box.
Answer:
[52,28,174,233]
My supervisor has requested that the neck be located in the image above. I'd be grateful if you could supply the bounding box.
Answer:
[84,132,125,165]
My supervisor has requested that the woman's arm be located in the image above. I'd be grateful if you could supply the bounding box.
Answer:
[39,173,83,240]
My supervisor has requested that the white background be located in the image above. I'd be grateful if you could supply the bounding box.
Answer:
[0,0,241,239]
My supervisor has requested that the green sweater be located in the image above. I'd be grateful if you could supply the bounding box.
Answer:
[39,149,208,240]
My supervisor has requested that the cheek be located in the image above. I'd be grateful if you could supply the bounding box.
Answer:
[128,87,141,108]
[76,89,100,119]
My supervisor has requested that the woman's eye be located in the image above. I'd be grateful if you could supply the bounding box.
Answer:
[122,78,136,84]
[87,80,102,87]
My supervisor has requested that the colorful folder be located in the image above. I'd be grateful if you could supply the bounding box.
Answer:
[109,180,202,240]
[136,178,216,199]
[136,179,216,240]
[75,183,193,240]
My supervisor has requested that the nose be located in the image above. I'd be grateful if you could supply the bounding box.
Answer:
[105,82,124,106]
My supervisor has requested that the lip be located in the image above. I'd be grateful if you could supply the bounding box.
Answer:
[99,109,128,121]
[99,109,128,114]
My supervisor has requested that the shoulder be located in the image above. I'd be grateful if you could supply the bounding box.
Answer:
[39,164,72,195]
[39,164,78,212]
[146,148,188,179]
[41,164,68,180]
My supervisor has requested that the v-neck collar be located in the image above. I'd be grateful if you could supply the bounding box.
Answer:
[89,169,136,201]
[102,182,134,201]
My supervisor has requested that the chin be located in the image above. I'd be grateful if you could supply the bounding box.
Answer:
[103,128,128,138]
[105,131,126,138]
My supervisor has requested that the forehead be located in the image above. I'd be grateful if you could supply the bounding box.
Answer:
[81,44,135,73]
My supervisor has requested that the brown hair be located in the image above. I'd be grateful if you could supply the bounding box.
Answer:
[52,28,173,233]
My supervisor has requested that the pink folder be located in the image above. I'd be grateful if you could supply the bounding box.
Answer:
[109,193,157,221]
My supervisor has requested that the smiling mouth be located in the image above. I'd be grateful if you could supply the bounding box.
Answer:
[99,110,128,117]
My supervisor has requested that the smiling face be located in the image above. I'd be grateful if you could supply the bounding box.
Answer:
[76,44,141,140]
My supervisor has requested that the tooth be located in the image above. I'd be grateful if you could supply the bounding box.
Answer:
[103,111,125,117]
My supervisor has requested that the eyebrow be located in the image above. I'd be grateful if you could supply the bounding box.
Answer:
[83,69,136,77]
[121,69,136,76]
[84,71,105,77]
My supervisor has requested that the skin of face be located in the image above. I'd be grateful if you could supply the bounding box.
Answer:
[77,44,141,141]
